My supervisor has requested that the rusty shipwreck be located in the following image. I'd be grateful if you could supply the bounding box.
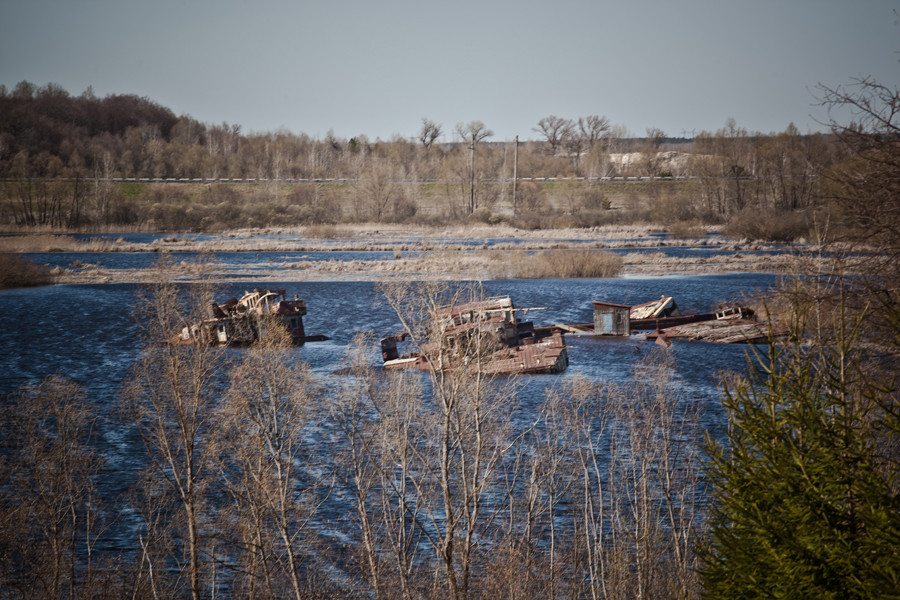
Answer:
[380,295,568,375]
[177,288,329,346]
[546,295,783,344]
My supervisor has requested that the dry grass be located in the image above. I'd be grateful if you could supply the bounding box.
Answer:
[497,249,624,279]
[303,224,346,239]
[0,235,118,253]
[668,220,708,239]
[0,253,55,288]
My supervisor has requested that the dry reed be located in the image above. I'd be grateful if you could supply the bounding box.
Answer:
[0,254,55,288]
[500,249,623,278]
[0,235,118,253]
[668,220,708,239]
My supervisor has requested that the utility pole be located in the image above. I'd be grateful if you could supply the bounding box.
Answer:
[455,121,493,216]
[469,140,476,214]
[513,136,518,216]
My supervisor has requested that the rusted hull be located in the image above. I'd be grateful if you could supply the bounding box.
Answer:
[630,313,716,331]
[539,313,718,336]
[646,319,785,344]
[550,298,758,339]
[381,295,567,375]
[178,288,328,347]
[383,333,568,376]
[481,334,568,375]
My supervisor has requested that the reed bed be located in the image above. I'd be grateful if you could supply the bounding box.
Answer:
[668,220,708,240]
[496,249,624,279]
[0,235,119,253]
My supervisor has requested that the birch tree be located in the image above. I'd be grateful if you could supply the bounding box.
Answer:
[0,376,106,599]
[216,324,325,600]
[123,257,223,600]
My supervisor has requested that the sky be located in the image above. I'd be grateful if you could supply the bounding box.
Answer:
[1,0,898,142]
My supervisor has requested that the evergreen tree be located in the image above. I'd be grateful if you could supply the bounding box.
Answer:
[699,299,900,598]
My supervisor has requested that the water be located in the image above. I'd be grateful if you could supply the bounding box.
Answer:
[0,273,775,389]
[0,273,776,457]
[23,243,804,276]
[0,269,779,568]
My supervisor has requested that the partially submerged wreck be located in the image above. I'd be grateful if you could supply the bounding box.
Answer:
[546,296,718,336]
[547,296,780,344]
[646,306,783,344]
[380,296,568,375]
[178,288,329,346]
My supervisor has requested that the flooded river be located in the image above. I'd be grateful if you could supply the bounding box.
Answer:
[0,273,779,400]
[0,267,781,576]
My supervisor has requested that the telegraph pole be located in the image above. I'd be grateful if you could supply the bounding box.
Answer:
[513,135,518,216]
[470,140,476,214]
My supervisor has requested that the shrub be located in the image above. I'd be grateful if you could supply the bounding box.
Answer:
[724,208,809,242]
[469,207,493,224]
[575,187,610,212]
[387,197,418,223]
[669,220,707,239]
[0,254,54,289]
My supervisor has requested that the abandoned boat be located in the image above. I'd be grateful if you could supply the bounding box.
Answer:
[543,296,775,344]
[380,295,568,375]
[646,306,785,344]
[542,295,723,337]
[177,288,329,346]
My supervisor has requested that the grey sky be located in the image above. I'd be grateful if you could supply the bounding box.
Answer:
[2,0,897,141]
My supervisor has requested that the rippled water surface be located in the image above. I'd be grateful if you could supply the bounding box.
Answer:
[0,270,779,555]
[0,273,778,393]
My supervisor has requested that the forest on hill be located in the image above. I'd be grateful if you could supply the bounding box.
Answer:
[0,79,885,245]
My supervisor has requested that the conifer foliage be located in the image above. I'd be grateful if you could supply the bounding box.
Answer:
[699,300,900,598]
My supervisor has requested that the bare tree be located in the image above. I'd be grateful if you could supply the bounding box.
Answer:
[334,282,524,599]
[638,127,668,177]
[359,157,398,221]
[486,380,578,599]
[455,121,494,215]
[565,115,611,175]
[122,257,223,600]
[816,74,900,259]
[534,116,573,155]
[217,323,324,600]
[419,118,443,150]
[332,335,429,600]
[523,353,703,599]
[0,376,106,599]
[578,115,611,152]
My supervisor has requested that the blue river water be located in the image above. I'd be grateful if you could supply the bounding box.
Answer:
[22,243,803,276]
[0,267,781,559]
[0,273,779,398]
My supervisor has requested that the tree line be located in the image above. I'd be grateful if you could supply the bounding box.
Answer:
[0,80,854,240]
